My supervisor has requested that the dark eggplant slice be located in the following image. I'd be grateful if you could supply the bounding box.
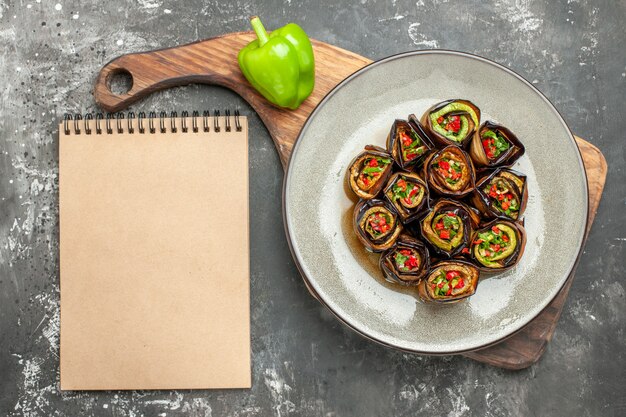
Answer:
[470,220,527,271]
[383,172,429,223]
[417,260,479,304]
[420,199,480,258]
[423,145,475,197]
[379,234,430,286]
[353,199,402,252]
[421,99,481,148]
[469,121,525,168]
[386,118,432,169]
[347,145,394,200]
[471,168,528,221]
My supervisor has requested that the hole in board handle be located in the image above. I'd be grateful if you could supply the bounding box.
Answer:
[107,68,134,96]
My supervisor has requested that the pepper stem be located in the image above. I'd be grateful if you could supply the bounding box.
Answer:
[250,16,270,47]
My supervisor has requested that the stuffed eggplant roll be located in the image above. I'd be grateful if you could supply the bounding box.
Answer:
[469,121,525,167]
[420,199,480,258]
[471,221,526,271]
[472,168,528,220]
[348,145,394,199]
[386,119,431,169]
[421,99,481,148]
[380,235,430,285]
[353,199,402,252]
[417,260,479,304]
[423,145,475,197]
[383,172,429,223]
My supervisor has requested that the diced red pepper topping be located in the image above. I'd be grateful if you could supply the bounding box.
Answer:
[436,158,463,184]
[502,234,509,242]
[446,287,453,296]
[473,239,484,245]
[400,249,412,256]
[491,226,500,234]
[438,282,444,288]
[405,153,417,161]
[396,179,407,190]
[403,188,418,205]
[369,213,390,233]
[446,212,456,217]
[455,278,465,289]
[401,133,413,147]
[445,115,461,133]
[501,201,511,211]
[368,158,378,167]
[461,247,470,255]
[482,138,496,159]
[405,256,418,269]
[437,116,444,124]
[435,222,444,230]
[439,230,450,240]
[446,271,459,280]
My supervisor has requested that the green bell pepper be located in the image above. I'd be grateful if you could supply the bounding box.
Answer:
[238,16,315,110]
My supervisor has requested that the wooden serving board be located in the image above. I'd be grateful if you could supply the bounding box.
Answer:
[94,32,607,369]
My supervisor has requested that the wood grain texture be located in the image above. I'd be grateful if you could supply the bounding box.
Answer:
[94,33,607,369]
[94,31,371,167]
[463,138,607,368]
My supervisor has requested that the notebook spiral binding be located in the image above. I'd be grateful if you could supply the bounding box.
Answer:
[63,110,242,135]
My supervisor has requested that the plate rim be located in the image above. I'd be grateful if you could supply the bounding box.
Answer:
[282,49,589,354]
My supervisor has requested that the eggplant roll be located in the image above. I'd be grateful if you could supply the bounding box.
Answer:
[380,234,430,286]
[386,119,431,169]
[471,221,526,271]
[353,199,402,252]
[417,260,479,303]
[420,199,480,258]
[383,172,429,223]
[421,99,481,148]
[423,145,475,197]
[469,121,525,168]
[347,145,394,199]
[471,168,528,220]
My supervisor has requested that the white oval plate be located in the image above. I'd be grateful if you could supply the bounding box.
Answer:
[284,51,588,354]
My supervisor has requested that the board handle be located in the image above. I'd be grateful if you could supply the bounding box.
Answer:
[94,32,259,113]
[93,31,325,166]
[94,32,374,167]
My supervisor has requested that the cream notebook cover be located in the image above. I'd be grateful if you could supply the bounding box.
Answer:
[59,112,250,390]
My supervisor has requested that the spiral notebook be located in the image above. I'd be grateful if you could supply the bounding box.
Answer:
[59,111,250,390]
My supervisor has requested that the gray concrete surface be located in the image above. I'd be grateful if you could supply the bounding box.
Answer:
[1,0,625,416]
